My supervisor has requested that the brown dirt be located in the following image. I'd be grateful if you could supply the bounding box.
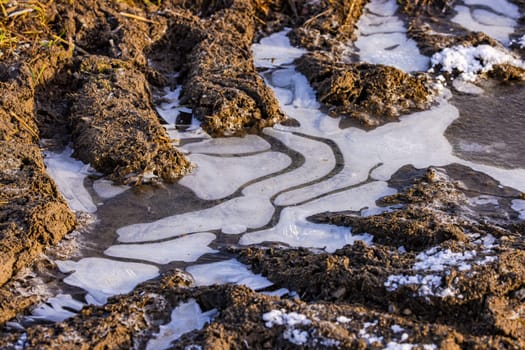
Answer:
[295,52,433,126]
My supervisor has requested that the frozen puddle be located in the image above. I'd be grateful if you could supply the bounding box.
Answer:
[353,0,429,72]
[452,0,520,45]
[39,10,525,325]
[146,299,217,350]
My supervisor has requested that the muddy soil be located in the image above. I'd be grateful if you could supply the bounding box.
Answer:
[1,0,525,348]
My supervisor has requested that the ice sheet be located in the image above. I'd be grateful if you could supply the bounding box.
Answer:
[463,0,520,19]
[29,294,85,323]
[242,129,335,200]
[354,0,429,72]
[146,299,216,350]
[92,179,129,199]
[240,181,394,252]
[117,195,274,242]
[452,5,516,44]
[183,135,271,154]
[179,152,291,200]
[44,147,97,213]
[252,29,307,68]
[187,259,273,290]
[56,257,159,304]
[104,232,217,264]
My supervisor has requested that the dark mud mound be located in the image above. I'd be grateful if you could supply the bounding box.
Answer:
[68,56,191,184]
[0,142,75,324]
[295,52,432,126]
[5,278,523,349]
[172,1,286,136]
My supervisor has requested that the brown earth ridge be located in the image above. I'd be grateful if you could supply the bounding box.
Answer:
[1,0,525,348]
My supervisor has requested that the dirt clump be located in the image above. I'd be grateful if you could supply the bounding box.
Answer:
[295,52,433,126]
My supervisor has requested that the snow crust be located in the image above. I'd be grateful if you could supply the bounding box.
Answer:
[29,294,85,322]
[354,0,429,72]
[44,147,96,213]
[146,299,216,350]
[186,259,273,290]
[104,232,217,264]
[431,44,525,81]
[56,257,159,304]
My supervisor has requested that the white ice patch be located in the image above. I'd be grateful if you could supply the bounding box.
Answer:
[179,152,291,200]
[243,129,335,200]
[452,5,517,44]
[92,179,129,199]
[512,199,525,220]
[186,259,273,290]
[29,294,85,323]
[431,44,525,81]
[463,0,520,19]
[146,299,217,350]
[354,0,429,72]
[117,195,274,242]
[263,309,312,345]
[252,28,307,68]
[451,79,484,95]
[156,86,194,125]
[56,257,159,304]
[183,135,271,155]
[241,181,393,252]
[44,147,97,213]
[104,232,217,264]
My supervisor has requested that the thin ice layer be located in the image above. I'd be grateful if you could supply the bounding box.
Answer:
[117,195,274,242]
[104,232,217,264]
[29,294,85,323]
[183,135,271,155]
[452,5,517,44]
[512,199,525,220]
[463,0,520,19]
[146,299,216,350]
[241,181,395,252]
[187,259,273,290]
[354,0,429,72]
[179,152,291,200]
[44,147,96,213]
[242,129,335,200]
[252,28,307,68]
[92,179,129,199]
[55,257,159,304]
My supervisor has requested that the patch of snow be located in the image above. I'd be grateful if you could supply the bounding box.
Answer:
[56,257,159,304]
[263,309,312,346]
[104,232,217,264]
[44,147,97,213]
[187,259,273,290]
[431,45,525,81]
[337,316,352,323]
[413,248,477,272]
[146,299,217,350]
[452,79,484,95]
[358,320,383,345]
[391,325,405,333]
[463,0,520,19]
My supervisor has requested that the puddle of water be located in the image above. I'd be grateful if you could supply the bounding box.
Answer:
[32,5,525,325]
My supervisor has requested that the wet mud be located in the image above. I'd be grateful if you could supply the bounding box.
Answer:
[1,0,525,348]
